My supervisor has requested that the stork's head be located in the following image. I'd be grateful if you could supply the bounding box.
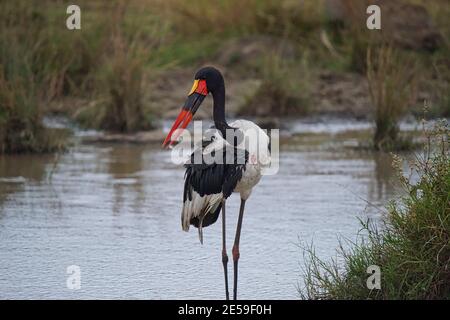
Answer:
[162,67,224,148]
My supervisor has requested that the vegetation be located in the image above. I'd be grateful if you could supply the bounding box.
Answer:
[239,54,312,117]
[0,1,159,153]
[0,67,66,153]
[301,119,450,299]
[0,0,449,153]
[74,3,154,132]
[366,46,417,151]
[0,2,69,153]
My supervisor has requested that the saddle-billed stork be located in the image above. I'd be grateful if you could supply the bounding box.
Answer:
[162,66,270,300]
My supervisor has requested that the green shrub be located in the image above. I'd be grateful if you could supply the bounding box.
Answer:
[301,119,450,299]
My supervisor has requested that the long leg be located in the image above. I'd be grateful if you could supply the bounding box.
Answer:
[221,201,230,300]
[232,198,246,300]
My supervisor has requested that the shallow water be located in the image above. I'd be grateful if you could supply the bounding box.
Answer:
[0,125,405,299]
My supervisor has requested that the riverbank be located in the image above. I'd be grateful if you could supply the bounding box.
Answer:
[1,0,449,153]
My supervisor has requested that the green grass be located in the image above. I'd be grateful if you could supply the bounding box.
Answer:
[158,0,326,38]
[301,119,450,299]
[0,67,67,153]
[150,36,223,68]
[0,1,157,142]
[0,1,70,153]
[0,1,89,153]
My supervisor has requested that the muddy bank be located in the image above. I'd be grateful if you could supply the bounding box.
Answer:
[73,116,429,146]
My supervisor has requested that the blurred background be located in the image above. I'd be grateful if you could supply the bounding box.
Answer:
[0,0,449,299]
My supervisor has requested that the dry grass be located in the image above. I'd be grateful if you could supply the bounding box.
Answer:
[0,1,71,153]
[238,53,312,117]
[1,0,157,143]
[366,46,418,150]
[0,66,66,153]
[87,3,153,132]
[157,0,326,37]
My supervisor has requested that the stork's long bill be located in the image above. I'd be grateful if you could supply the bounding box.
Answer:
[162,79,208,148]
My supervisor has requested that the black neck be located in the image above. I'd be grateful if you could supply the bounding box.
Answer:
[212,84,231,137]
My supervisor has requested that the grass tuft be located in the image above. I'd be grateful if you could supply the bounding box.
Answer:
[0,67,67,153]
[367,46,418,151]
[91,3,152,132]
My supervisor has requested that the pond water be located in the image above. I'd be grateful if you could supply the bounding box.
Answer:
[0,122,406,299]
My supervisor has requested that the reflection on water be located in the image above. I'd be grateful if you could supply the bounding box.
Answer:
[0,153,56,216]
[107,146,147,215]
[371,152,398,202]
[0,130,406,299]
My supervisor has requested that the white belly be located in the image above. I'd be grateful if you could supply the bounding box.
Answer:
[234,163,262,200]
[228,119,270,200]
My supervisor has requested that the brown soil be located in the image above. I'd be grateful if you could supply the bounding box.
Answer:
[313,71,372,119]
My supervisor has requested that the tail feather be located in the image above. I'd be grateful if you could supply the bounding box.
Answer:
[181,190,223,243]
[181,199,222,244]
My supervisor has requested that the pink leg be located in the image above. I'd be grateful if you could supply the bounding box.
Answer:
[221,202,229,300]
[232,198,246,300]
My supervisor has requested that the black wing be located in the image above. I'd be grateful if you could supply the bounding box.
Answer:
[183,140,248,230]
